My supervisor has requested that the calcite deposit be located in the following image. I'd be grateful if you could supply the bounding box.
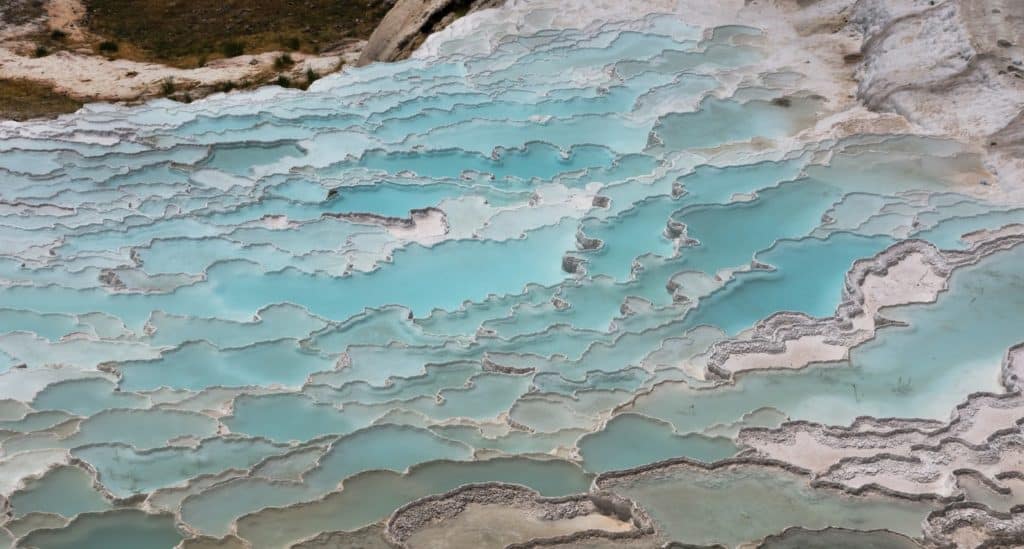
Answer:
[0,0,1023,548]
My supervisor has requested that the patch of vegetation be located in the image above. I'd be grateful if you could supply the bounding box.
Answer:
[220,40,245,58]
[275,75,291,88]
[273,53,294,70]
[160,77,175,96]
[0,78,83,121]
[298,68,320,90]
[20,27,73,60]
[98,40,119,53]
[0,0,46,26]
[83,0,393,67]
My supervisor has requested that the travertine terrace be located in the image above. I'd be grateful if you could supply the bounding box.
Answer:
[0,0,1023,548]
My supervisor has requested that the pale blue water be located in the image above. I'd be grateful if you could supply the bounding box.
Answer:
[0,7,1021,548]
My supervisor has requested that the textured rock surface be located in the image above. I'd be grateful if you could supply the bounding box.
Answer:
[923,504,1024,548]
[385,483,652,547]
[357,0,506,66]
[854,0,1024,139]
[1,1,1024,548]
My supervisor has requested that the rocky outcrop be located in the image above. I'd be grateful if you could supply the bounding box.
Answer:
[357,0,506,66]
[384,483,654,548]
[852,0,1024,140]
[923,503,1024,548]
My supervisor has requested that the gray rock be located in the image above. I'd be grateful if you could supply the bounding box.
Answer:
[357,0,506,66]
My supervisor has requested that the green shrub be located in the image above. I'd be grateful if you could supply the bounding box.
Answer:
[160,77,175,96]
[282,37,300,51]
[276,76,291,88]
[151,37,173,60]
[50,30,67,41]
[34,45,49,58]
[220,41,245,58]
[274,53,294,70]
[98,41,119,53]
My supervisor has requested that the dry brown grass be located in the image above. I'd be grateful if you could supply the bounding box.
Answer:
[0,0,46,26]
[0,78,82,120]
[81,0,392,68]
